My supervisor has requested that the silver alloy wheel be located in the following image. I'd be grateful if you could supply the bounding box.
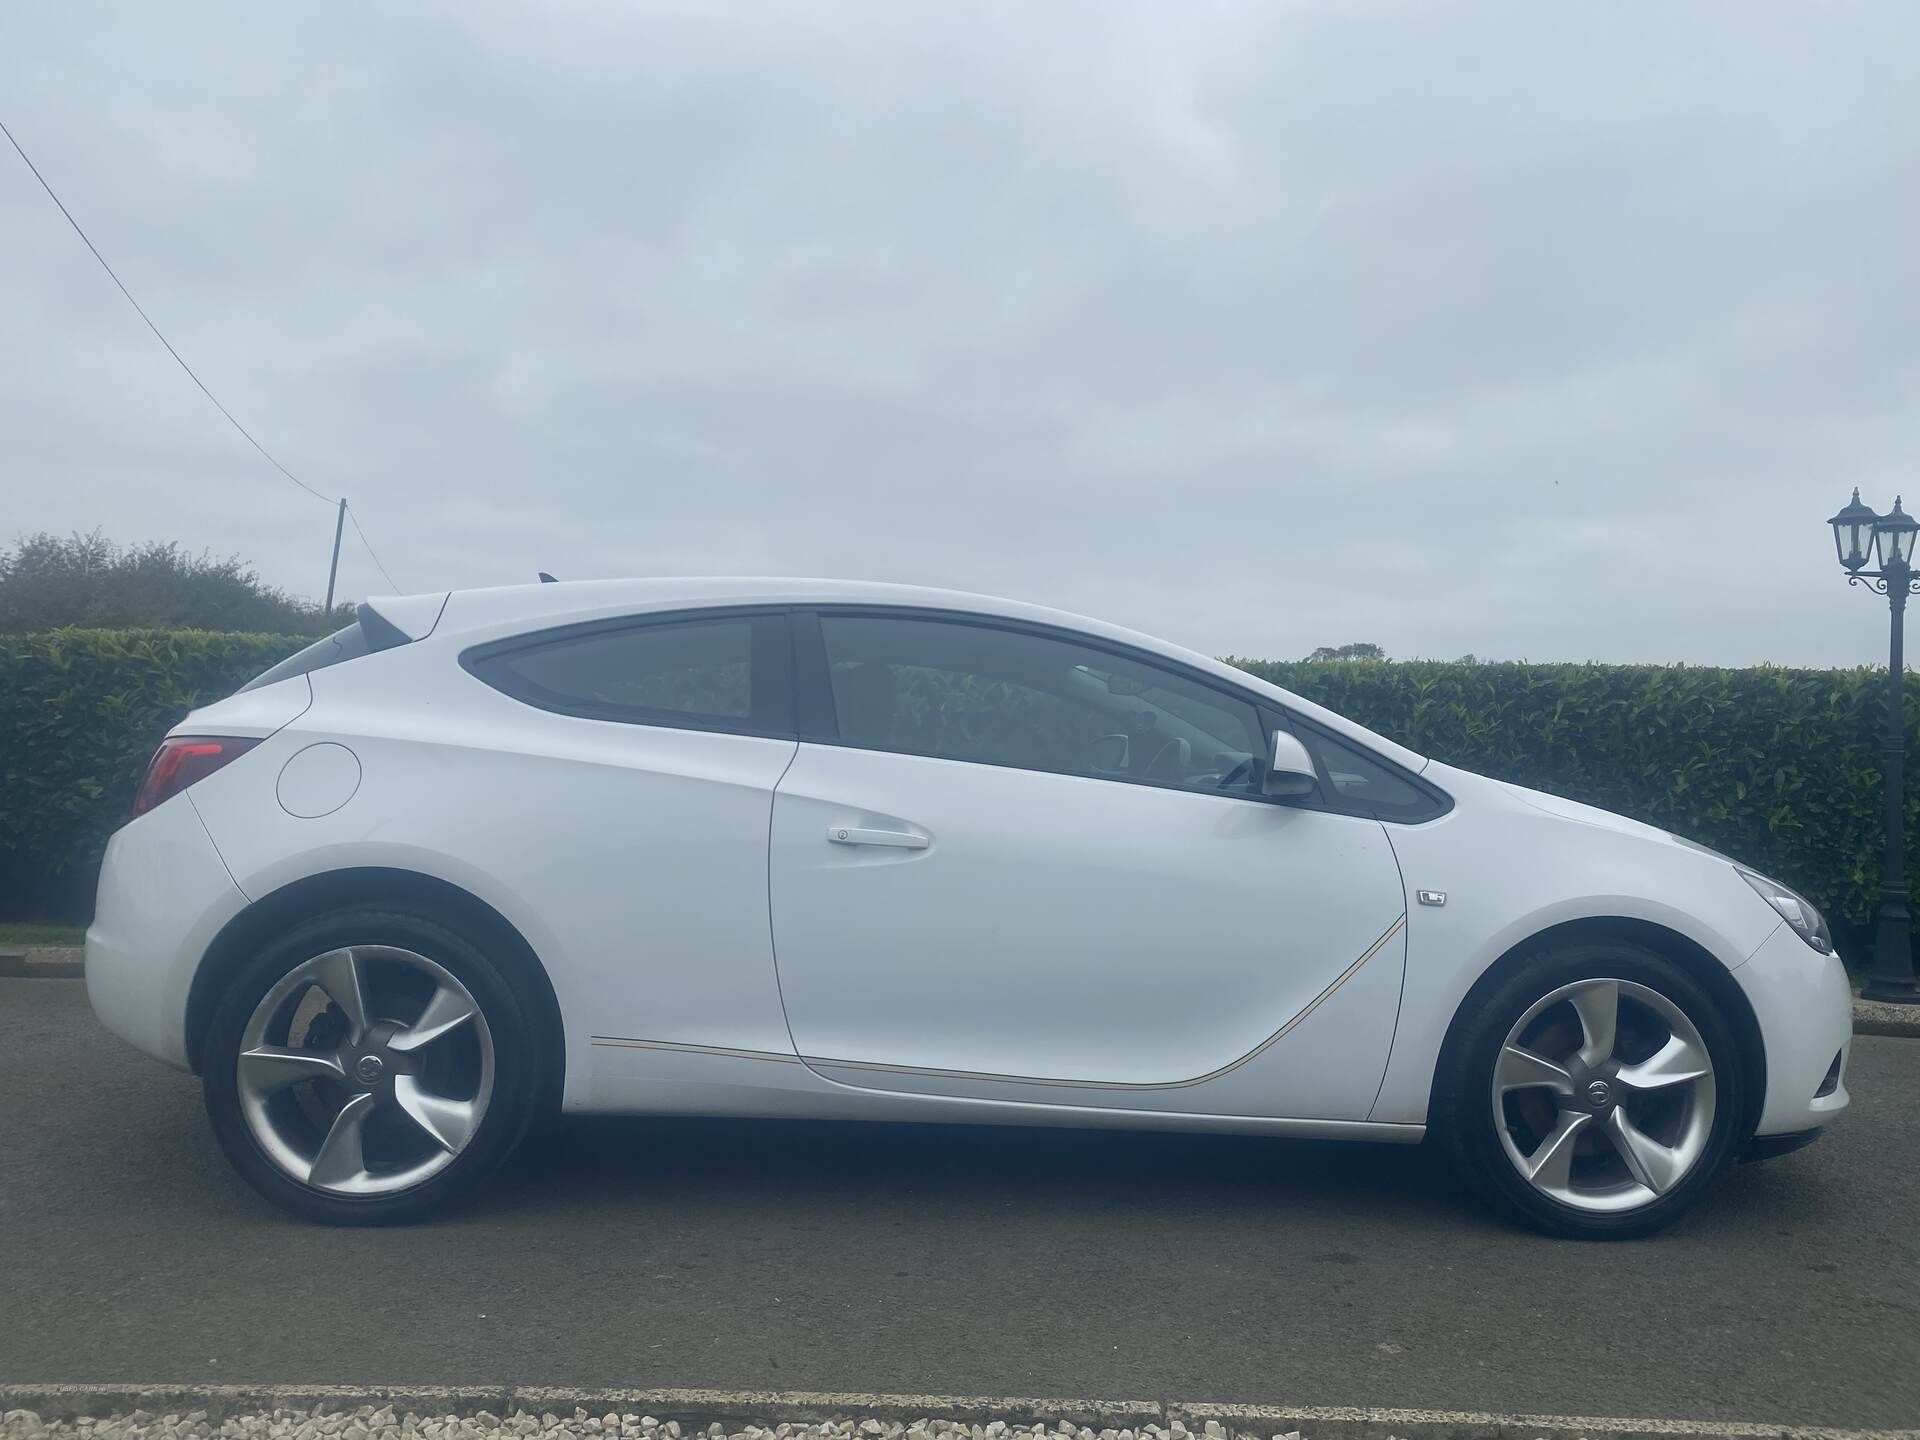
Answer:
[1491,977,1716,1214]
[235,946,495,1196]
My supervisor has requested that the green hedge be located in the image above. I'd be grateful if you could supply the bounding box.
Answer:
[1232,657,1912,947]
[0,629,306,918]
[1,630,1913,958]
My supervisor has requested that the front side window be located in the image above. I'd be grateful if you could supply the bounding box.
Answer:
[469,613,790,734]
[1302,727,1442,820]
[817,614,1265,795]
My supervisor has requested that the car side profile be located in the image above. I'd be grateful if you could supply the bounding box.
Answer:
[87,578,1853,1236]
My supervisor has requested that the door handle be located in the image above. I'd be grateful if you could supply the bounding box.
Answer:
[827,826,929,849]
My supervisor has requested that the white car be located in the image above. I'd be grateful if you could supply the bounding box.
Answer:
[87,579,1852,1235]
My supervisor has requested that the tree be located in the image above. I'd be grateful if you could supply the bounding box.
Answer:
[1305,641,1386,662]
[0,531,349,635]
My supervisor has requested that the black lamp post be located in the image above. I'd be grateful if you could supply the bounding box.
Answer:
[1829,488,1920,1004]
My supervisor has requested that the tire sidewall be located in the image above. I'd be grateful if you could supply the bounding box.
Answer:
[202,904,543,1225]
[1442,942,1746,1240]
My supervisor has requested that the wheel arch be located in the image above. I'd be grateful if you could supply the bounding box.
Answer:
[1431,914,1767,1142]
[184,866,566,1107]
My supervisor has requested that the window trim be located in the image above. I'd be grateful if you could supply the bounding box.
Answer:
[460,606,796,740]
[460,599,1452,821]
[792,609,837,740]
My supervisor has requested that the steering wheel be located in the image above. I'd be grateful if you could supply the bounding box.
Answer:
[1144,735,1191,781]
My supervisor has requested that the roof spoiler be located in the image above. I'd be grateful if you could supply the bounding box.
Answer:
[238,593,445,695]
[358,592,451,646]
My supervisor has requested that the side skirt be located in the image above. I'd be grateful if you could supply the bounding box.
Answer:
[581,1036,1426,1141]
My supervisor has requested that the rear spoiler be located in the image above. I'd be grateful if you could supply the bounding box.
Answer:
[359,591,451,645]
[238,592,450,695]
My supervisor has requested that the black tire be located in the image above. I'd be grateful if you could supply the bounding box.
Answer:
[1434,941,1747,1240]
[203,902,551,1225]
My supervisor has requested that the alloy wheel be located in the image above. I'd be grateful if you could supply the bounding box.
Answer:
[234,946,494,1196]
[1491,977,1716,1214]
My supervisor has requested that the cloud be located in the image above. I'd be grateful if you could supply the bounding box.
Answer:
[4,0,1916,665]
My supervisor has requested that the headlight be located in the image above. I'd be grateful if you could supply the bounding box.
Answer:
[1737,867,1833,954]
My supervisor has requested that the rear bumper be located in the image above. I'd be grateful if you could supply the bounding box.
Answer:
[1731,921,1852,1137]
[85,794,248,1071]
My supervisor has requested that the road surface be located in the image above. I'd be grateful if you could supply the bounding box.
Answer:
[3,979,1915,1427]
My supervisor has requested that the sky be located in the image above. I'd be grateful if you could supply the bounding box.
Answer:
[4,2,1917,667]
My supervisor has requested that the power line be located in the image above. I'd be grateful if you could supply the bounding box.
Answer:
[2,115,406,594]
[346,503,401,593]
[2,117,336,507]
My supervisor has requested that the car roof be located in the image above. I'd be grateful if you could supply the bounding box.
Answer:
[383,577,1427,772]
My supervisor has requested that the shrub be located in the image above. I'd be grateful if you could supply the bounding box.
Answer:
[1232,657,1914,945]
[0,628,306,918]
[2,631,1914,957]
[0,532,351,636]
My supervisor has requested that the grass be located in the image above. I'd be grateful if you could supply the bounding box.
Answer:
[0,921,85,946]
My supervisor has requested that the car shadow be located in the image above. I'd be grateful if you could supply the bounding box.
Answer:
[478,1110,1495,1228]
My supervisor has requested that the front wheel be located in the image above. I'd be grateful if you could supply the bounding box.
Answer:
[1437,942,1746,1239]
[202,905,548,1224]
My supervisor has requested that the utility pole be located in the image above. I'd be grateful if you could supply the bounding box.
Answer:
[323,497,346,614]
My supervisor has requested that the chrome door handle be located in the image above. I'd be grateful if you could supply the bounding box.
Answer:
[827,826,929,849]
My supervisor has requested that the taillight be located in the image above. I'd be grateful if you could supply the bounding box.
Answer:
[131,735,260,817]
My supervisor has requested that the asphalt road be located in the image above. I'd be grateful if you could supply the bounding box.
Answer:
[3,979,1916,1429]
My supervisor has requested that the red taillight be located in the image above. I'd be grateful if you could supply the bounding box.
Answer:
[131,736,261,817]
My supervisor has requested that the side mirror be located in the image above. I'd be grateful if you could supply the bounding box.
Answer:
[1263,729,1319,799]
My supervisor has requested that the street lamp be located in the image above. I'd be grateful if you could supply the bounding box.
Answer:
[1829,489,1920,1003]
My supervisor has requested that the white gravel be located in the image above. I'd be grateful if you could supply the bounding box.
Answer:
[0,1408,1341,1440]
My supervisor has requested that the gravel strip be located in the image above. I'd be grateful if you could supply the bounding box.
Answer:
[1852,996,1920,1037]
[0,946,84,979]
[0,1409,1354,1440]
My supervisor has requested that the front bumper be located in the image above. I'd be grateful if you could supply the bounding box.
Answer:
[1731,920,1853,1137]
[86,794,248,1071]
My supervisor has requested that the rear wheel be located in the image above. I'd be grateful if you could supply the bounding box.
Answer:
[203,904,548,1224]
[1437,942,1745,1239]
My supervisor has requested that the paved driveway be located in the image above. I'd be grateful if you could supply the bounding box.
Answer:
[2,979,1915,1428]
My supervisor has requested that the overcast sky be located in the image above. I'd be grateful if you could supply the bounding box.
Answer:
[5,3,1917,666]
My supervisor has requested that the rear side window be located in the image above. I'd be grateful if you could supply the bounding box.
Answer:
[466,613,793,736]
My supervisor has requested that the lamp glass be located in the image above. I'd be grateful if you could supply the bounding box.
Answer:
[1875,504,1919,568]
[1835,518,1873,570]
[1830,489,1881,572]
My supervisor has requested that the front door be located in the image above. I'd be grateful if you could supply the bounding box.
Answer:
[767,611,1408,1118]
